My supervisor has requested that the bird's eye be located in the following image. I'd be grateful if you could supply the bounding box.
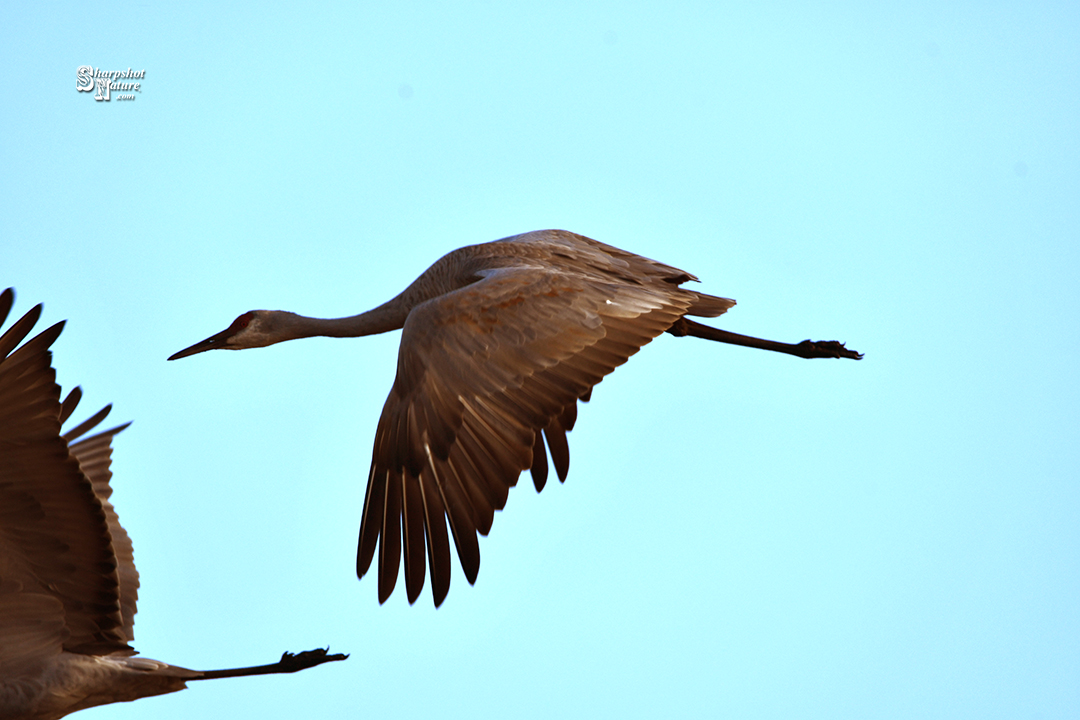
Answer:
[231,313,253,330]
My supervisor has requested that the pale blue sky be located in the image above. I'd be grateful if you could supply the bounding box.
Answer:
[3,2,1078,718]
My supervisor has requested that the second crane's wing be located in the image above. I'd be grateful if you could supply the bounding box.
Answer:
[0,297,129,667]
[356,266,692,607]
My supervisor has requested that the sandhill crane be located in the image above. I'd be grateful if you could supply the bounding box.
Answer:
[0,288,347,720]
[169,229,862,608]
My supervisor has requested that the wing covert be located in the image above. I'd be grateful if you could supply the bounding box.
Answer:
[356,266,693,606]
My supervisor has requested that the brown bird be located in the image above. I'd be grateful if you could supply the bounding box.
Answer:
[0,288,346,720]
[169,230,861,608]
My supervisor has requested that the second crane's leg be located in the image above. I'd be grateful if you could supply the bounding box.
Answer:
[195,648,348,680]
[668,318,863,360]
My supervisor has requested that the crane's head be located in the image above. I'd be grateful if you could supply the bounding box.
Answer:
[168,310,289,360]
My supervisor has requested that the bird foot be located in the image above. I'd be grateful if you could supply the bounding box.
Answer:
[795,340,863,360]
[275,648,350,672]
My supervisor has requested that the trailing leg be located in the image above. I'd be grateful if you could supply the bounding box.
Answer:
[195,648,348,680]
[667,317,862,360]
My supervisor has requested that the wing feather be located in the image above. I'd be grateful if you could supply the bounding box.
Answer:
[418,457,453,606]
[401,474,426,603]
[528,431,548,491]
[376,470,402,603]
[69,422,137,643]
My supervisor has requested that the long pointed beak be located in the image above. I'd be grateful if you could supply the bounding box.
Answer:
[168,327,232,360]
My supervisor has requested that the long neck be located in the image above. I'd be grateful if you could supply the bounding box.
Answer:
[286,248,481,341]
[291,296,410,339]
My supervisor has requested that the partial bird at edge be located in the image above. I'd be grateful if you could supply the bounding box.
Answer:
[168,229,863,608]
[0,287,347,720]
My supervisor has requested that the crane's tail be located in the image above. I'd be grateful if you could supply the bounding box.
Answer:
[686,291,736,317]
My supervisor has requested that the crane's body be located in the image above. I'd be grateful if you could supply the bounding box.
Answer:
[169,230,861,608]
[3,654,196,720]
[0,288,345,720]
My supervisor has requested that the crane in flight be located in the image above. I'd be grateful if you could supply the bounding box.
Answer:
[0,288,347,720]
[169,229,862,608]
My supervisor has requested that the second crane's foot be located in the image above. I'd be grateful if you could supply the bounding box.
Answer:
[276,648,350,672]
[795,340,863,360]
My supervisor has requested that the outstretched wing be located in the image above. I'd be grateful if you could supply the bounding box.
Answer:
[0,290,130,671]
[355,266,697,606]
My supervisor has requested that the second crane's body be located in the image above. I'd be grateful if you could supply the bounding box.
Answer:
[170,230,861,607]
[0,289,346,720]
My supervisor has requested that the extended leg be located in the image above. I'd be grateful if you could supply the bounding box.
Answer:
[196,647,348,680]
[668,318,862,360]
